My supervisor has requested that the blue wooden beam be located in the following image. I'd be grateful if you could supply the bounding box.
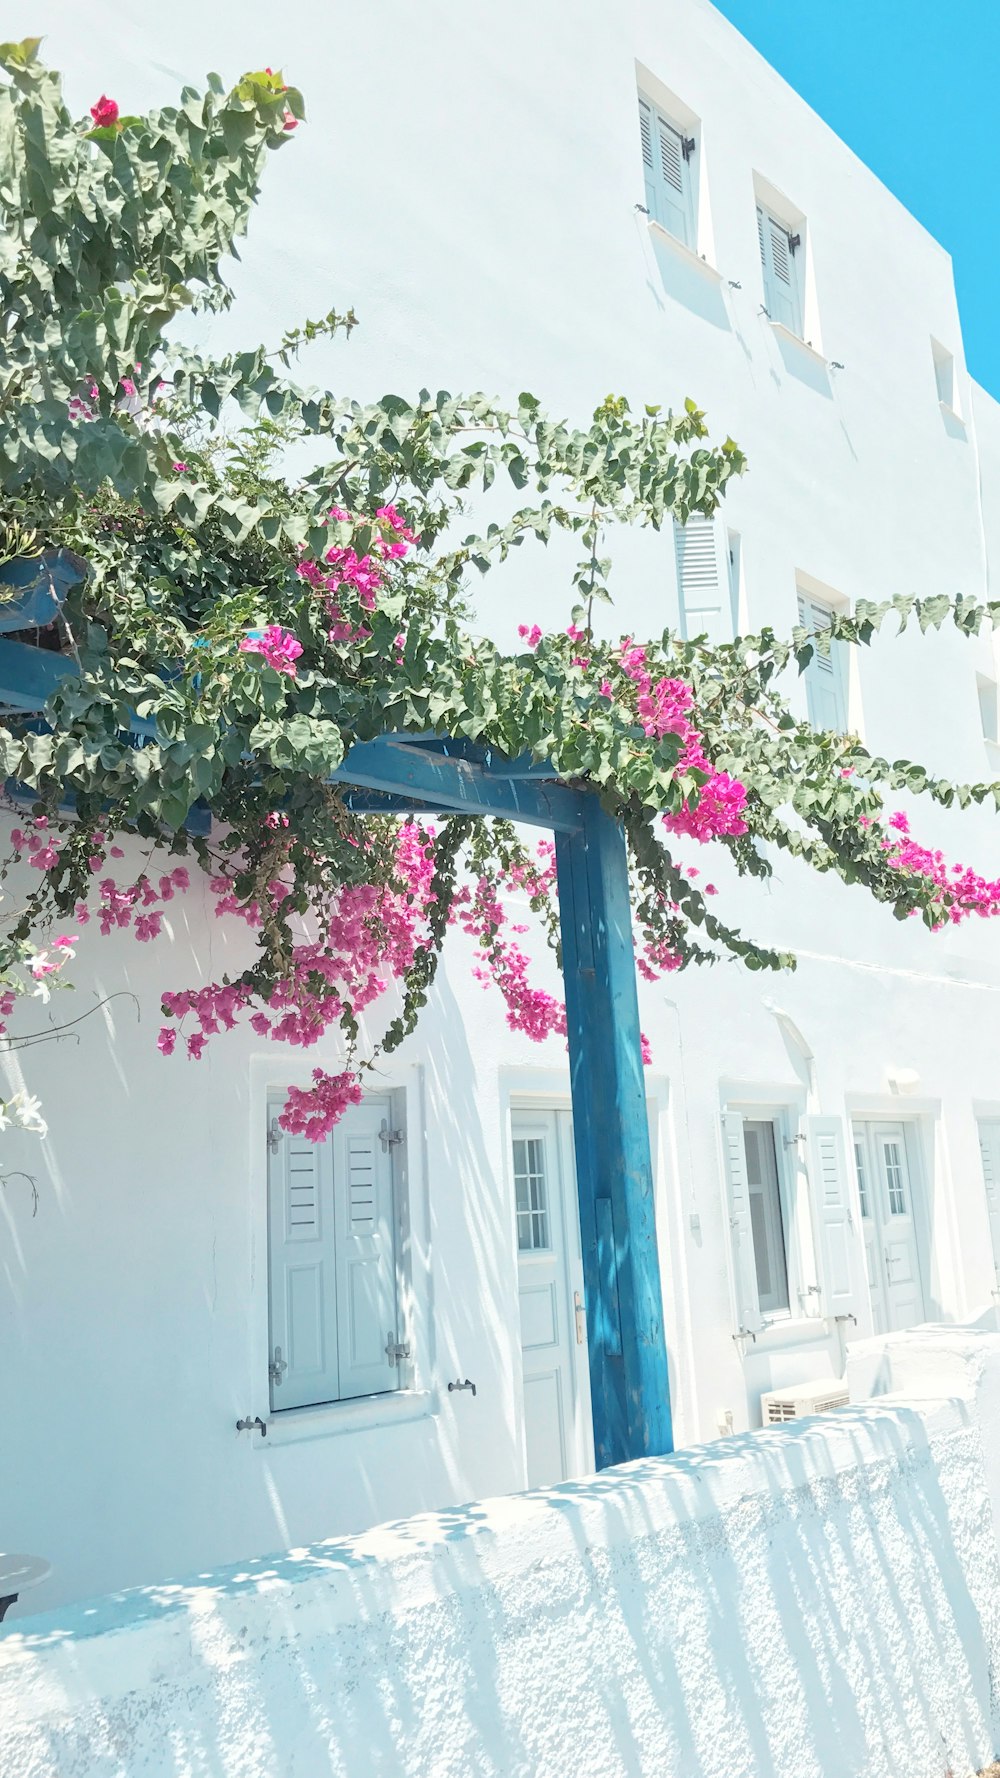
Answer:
[555,798,673,1468]
[333,738,583,831]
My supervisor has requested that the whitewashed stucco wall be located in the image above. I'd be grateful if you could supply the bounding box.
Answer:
[4,0,1000,1615]
[5,1328,1000,1778]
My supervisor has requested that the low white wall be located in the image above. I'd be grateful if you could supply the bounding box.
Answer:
[5,1332,1000,1778]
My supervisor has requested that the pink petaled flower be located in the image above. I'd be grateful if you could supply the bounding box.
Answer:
[52,935,76,951]
[640,1034,652,1067]
[28,844,60,871]
[89,95,119,128]
[282,108,298,131]
[280,1069,364,1143]
[239,625,304,677]
[119,377,136,397]
[187,1032,207,1060]
[566,624,586,643]
[172,461,189,475]
[157,1027,177,1056]
[518,624,543,650]
[264,812,289,830]
[599,679,614,698]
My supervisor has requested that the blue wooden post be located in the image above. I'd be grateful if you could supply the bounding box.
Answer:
[555,796,673,1469]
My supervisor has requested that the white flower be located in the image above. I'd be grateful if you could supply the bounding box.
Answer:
[5,1090,47,1137]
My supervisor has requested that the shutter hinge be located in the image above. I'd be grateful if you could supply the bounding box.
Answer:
[385,1331,411,1367]
[267,1116,283,1154]
[788,231,801,255]
[379,1118,404,1152]
[681,134,696,161]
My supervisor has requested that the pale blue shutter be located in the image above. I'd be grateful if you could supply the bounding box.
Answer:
[757,205,801,335]
[674,516,731,644]
[639,98,692,245]
[267,1107,340,1410]
[723,1114,764,1334]
[798,594,847,733]
[806,1116,864,1320]
[333,1096,402,1401]
[639,99,658,221]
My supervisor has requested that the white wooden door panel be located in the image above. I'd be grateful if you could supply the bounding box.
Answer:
[513,1107,593,1488]
[852,1121,925,1334]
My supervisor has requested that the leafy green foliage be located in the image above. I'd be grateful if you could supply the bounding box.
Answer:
[1,45,999,1096]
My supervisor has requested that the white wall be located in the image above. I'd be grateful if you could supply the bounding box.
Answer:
[6,0,1000,1609]
[5,1329,1000,1778]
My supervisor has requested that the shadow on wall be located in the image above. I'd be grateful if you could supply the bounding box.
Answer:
[3,1396,999,1778]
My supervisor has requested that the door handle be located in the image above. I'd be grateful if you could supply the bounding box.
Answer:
[574,1290,585,1345]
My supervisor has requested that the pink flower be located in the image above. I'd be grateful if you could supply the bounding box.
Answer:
[89,95,119,128]
[157,1027,177,1056]
[239,625,304,677]
[282,109,298,131]
[172,461,189,474]
[566,624,586,643]
[518,624,543,650]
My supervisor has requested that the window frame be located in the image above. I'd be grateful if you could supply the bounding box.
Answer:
[248,1064,429,1441]
[266,1086,410,1415]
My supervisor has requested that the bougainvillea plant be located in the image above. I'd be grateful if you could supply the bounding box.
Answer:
[1,40,999,1141]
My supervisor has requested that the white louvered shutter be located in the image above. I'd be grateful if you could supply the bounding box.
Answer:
[267,1107,340,1410]
[979,1122,1000,1288]
[797,594,847,733]
[674,516,732,644]
[333,1095,401,1401]
[757,205,801,335]
[806,1116,865,1320]
[722,1114,764,1334]
[639,98,693,245]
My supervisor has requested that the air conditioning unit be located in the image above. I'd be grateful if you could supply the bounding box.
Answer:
[760,1380,849,1424]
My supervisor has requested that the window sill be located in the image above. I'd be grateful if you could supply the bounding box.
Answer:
[260,1388,434,1448]
[768,320,827,364]
[647,219,722,281]
[939,399,966,426]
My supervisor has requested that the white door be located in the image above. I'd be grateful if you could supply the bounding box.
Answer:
[852,1121,926,1332]
[978,1121,1000,1292]
[512,1107,593,1488]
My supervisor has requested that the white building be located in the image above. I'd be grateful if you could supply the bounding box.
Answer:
[5,0,1000,1615]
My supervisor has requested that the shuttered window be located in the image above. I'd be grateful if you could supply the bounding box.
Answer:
[723,1110,861,1333]
[673,515,733,645]
[267,1092,405,1411]
[757,204,803,336]
[797,593,848,734]
[639,95,695,247]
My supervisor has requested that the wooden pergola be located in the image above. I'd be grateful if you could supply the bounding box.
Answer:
[0,551,673,1470]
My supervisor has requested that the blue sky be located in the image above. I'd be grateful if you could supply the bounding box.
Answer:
[711,0,1000,396]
